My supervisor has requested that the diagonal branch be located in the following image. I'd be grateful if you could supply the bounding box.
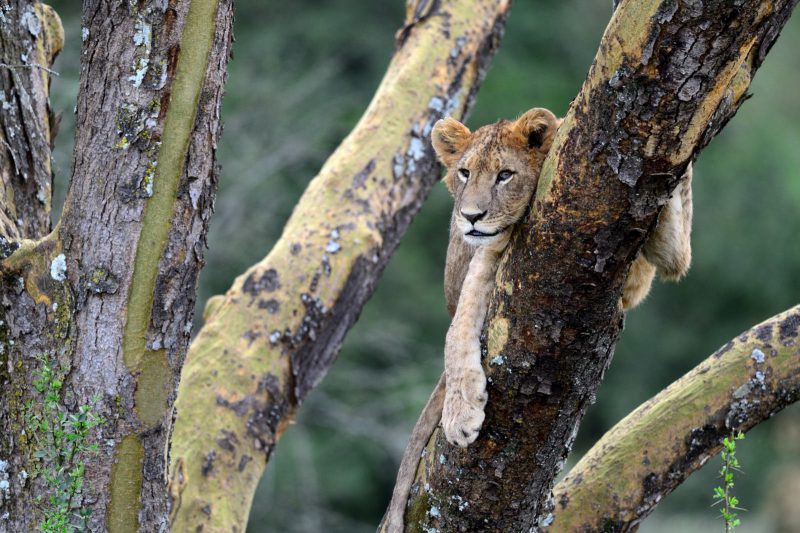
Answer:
[393,1,799,531]
[551,305,800,531]
[168,1,512,531]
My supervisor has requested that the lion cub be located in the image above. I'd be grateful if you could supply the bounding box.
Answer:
[382,108,692,529]
[431,108,692,447]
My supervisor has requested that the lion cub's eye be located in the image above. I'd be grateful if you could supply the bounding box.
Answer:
[457,168,470,182]
[496,169,515,184]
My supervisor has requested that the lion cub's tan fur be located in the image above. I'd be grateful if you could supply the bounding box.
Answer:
[381,108,692,531]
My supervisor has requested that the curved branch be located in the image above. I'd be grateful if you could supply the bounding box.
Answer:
[394,1,798,531]
[168,1,511,531]
[550,305,800,531]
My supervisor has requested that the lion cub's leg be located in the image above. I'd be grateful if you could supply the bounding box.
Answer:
[442,237,507,447]
[620,254,657,311]
[642,163,693,281]
[621,164,693,311]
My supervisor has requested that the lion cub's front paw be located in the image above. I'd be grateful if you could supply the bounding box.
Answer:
[442,367,488,447]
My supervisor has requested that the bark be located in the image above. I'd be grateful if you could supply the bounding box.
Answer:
[0,1,232,531]
[550,305,800,532]
[0,2,62,241]
[167,1,512,530]
[394,1,799,531]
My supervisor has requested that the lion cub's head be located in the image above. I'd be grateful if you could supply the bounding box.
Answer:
[431,108,558,247]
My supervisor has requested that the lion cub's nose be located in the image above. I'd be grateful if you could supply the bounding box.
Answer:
[461,209,487,224]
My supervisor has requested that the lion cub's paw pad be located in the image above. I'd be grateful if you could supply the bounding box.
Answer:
[442,396,484,447]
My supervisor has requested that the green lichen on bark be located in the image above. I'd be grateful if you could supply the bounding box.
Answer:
[119,0,221,433]
[134,349,171,427]
[107,435,144,533]
[0,230,98,529]
[404,489,431,533]
[486,315,509,359]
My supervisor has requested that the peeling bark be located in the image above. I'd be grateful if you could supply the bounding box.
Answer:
[0,1,232,531]
[550,305,800,532]
[394,1,799,531]
[168,1,512,530]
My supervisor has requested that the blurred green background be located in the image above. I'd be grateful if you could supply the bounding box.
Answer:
[48,1,800,532]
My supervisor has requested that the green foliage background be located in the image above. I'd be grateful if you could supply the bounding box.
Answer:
[48,1,800,531]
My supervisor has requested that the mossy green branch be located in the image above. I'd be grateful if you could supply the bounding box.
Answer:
[550,305,800,532]
[169,1,512,531]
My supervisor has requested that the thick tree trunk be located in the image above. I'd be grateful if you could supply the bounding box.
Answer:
[550,305,800,532]
[392,1,799,531]
[167,1,511,530]
[0,1,232,531]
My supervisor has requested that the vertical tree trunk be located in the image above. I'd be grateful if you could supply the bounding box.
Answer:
[168,1,511,531]
[392,1,799,531]
[0,1,232,531]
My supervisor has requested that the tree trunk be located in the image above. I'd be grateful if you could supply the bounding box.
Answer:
[392,1,798,531]
[550,304,800,532]
[167,1,511,531]
[0,1,232,531]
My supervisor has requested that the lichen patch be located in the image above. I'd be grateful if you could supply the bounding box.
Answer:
[49,253,66,281]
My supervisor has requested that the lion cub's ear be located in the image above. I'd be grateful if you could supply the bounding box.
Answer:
[431,117,471,168]
[512,108,558,154]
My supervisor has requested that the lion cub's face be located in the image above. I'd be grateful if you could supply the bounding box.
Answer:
[431,108,558,247]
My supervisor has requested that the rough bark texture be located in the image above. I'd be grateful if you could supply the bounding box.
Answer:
[397,1,799,531]
[0,1,232,531]
[550,305,800,532]
[0,2,62,241]
[167,1,512,530]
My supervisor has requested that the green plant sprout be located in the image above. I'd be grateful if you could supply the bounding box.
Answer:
[712,431,746,532]
[27,357,105,532]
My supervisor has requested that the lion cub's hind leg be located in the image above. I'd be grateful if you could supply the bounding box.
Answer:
[620,254,657,311]
[621,164,693,311]
[642,164,693,281]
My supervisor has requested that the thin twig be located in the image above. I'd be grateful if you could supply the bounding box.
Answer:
[0,62,59,76]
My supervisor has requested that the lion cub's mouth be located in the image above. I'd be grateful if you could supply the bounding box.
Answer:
[465,229,499,238]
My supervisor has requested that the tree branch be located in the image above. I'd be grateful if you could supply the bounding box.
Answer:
[0,2,63,241]
[393,1,799,531]
[550,305,800,531]
[168,1,512,530]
